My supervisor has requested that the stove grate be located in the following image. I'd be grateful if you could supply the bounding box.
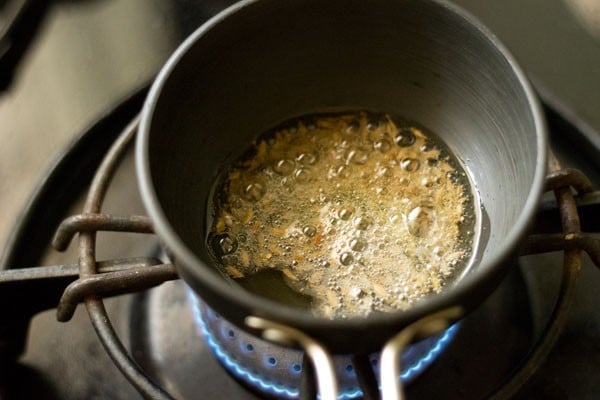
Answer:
[0,106,599,399]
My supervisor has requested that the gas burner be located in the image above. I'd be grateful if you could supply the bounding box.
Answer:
[189,288,459,399]
[128,264,533,400]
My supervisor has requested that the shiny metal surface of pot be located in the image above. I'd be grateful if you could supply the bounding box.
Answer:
[137,0,547,354]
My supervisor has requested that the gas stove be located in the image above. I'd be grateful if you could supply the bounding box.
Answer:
[1,1,599,399]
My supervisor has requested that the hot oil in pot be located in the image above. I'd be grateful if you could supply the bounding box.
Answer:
[207,112,477,319]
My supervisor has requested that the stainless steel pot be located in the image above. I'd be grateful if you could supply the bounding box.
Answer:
[137,0,547,397]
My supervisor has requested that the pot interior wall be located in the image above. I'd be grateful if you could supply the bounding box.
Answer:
[146,0,540,294]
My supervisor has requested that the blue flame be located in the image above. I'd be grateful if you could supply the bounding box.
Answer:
[187,289,458,399]
[399,323,458,381]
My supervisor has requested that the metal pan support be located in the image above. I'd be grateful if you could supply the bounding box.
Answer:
[1,109,599,399]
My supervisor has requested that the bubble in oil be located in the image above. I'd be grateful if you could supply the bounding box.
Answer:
[395,128,416,147]
[400,158,420,172]
[297,153,317,165]
[346,148,368,165]
[208,111,477,319]
[243,182,266,201]
[340,252,354,265]
[212,233,238,256]
[366,120,379,131]
[274,159,295,175]
[420,141,434,152]
[338,206,354,220]
[407,206,436,238]
[427,158,439,167]
[353,216,372,230]
[333,165,350,179]
[350,238,367,252]
[294,168,311,182]
[302,225,317,238]
[421,177,435,188]
[373,139,392,153]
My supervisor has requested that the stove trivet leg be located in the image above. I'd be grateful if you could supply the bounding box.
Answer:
[51,116,178,400]
[352,353,379,400]
[489,165,598,399]
[379,307,463,400]
[245,316,339,400]
[299,354,317,400]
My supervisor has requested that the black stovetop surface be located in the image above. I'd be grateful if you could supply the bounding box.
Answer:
[1,1,599,399]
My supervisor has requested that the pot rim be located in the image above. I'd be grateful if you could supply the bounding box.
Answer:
[136,0,548,336]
